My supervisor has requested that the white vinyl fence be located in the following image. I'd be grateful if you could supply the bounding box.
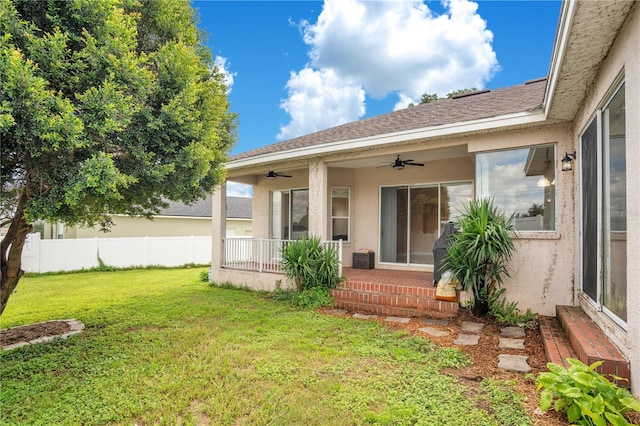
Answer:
[21,233,211,273]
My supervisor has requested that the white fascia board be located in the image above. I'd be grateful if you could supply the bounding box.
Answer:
[543,0,575,116]
[227,110,546,170]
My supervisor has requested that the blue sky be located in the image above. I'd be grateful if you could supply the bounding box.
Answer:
[193,0,562,196]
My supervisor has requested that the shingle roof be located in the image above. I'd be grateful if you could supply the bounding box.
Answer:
[231,78,547,162]
[225,196,252,219]
[159,196,252,219]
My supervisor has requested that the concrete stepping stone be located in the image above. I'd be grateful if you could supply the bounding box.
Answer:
[501,326,525,338]
[454,333,480,345]
[420,318,449,326]
[461,321,484,334]
[498,354,531,373]
[325,309,347,315]
[418,327,450,337]
[499,338,525,350]
[353,313,378,320]
[385,316,410,324]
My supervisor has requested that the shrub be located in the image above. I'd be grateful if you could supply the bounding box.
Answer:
[280,236,344,291]
[532,358,640,426]
[489,289,537,329]
[443,198,516,316]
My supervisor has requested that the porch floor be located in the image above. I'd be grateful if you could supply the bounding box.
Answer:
[342,267,434,287]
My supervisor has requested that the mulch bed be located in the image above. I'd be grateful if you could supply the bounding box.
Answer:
[0,321,71,347]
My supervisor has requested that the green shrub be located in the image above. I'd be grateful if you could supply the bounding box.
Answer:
[489,289,537,328]
[443,198,517,316]
[280,236,344,291]
[290,287,333,309]
[532,358,640,426]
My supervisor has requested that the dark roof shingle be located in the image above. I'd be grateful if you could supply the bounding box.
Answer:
[232,79,547,162]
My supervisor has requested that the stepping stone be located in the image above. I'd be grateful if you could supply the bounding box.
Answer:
[454,333,480,345]
[498,354,531,373]
[384,316,410,324]
[501,326,525,338]
[418,327,450,337]
[420,318,449,326]
[461,321,484,334]
[499,338,525,350]
[325,309,347,316]
[353,313,378,320]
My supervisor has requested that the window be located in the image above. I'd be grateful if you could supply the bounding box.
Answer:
[476,145,556,231]
[270,189,308,240]
[331,187,350,241]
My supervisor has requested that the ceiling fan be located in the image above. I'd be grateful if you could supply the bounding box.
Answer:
[383,155,424,170]
[266,171,292,179]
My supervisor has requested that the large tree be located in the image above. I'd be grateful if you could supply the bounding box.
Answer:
[0,0,237,314]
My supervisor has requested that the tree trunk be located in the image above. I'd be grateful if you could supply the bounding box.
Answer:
[1,192,31,316]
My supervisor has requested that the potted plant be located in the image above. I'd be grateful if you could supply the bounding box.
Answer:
[443,198,517,316]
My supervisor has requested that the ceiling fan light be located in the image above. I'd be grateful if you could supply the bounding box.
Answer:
[393,163,404,170]
[266,171,277,179]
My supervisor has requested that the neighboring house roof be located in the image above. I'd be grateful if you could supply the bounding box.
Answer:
[225,196,252,219]
[231,78,547,163]
[159,196,252,219]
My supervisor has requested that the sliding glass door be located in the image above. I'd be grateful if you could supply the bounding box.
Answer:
[581,82,626,325]
[380,182,472,266]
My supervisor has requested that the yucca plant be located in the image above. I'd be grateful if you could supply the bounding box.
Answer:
[280,236,343,291]
[443,198,517,316]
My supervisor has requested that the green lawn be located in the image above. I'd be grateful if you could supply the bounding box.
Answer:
[1,268,531,425]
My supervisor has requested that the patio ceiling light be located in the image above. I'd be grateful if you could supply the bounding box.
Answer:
[561,151,577,172]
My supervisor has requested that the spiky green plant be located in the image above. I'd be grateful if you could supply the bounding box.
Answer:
[443,198,517,316]
[280,236,343,291]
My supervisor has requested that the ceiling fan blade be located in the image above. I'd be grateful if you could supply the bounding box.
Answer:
[405,162,424,166]
[276,173,292,178]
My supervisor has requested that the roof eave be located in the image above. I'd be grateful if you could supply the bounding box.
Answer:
[227,109,546,170]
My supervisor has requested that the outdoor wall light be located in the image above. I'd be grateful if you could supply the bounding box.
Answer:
[561,151,577,172]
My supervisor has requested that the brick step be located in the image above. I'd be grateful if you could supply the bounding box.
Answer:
[331,288,458,312]
[340,281,439,297]
[334,300,457,319]
[539,315,578,368]
[555,305,630,388]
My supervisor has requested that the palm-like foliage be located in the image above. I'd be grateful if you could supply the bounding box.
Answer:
[280,236,343,291]
[443,198,517,316]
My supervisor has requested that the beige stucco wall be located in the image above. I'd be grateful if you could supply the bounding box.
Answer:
[569,2,639,396]
[73,216,214,238]
[226,219,252,237]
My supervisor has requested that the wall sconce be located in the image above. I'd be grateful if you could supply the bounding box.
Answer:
[561,151,576,172]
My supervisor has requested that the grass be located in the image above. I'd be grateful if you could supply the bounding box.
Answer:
[1,268,532,425]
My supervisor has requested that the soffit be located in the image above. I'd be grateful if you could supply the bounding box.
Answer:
[546,0,634,122]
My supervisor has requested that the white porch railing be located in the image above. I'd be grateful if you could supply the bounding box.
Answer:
[223,238,343,276]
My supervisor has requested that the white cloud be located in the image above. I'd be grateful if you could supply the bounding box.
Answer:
[278,0,498,138]
[277,68,365,140]
[214,56,235,94]
[226,182,253,198]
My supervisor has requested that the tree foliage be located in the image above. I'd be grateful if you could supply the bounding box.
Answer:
[412,88,479,105]
[0,0,237,314]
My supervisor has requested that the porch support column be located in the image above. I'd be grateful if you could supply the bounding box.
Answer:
[211,182,227,272]
[308,160,328,241]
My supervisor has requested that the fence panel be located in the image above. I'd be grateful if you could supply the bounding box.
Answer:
[21,236,212,273]
[38,238,100,273]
